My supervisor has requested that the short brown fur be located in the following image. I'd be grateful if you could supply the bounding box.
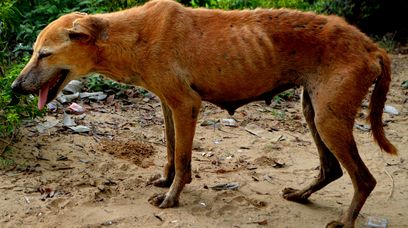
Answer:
[12,0,397,227]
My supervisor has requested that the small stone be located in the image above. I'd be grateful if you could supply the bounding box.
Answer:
[69,125,91,133]
[68,103,86,114]
[221,118,238,127]
[383,105,399,115]
[63,80,83,94]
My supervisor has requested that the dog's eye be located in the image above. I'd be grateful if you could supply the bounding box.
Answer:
[38,52,52,60]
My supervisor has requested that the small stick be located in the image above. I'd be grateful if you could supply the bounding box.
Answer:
[217,128,241,136]
[0,138,10,144]
[140,139,165,146]
[24,196,30,204]
[384,167,394,200]
[243,128,261,138]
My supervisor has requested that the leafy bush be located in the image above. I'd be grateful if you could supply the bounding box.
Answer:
[0,0,21,75]
[189,0,325,11]
[321,0,406,42]
[0,56,45,138]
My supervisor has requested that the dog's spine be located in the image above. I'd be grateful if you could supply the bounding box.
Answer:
[369,49,398,155]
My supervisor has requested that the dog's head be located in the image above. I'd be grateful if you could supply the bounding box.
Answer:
[11,12,108,110]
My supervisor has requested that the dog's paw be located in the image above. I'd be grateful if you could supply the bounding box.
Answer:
[325,221,344,228]
[148,192,179,208]
[148,192,167,207]
[153,177,173,188]
[148,174,172,188]
[159,195,179,208]
[281,187,310,204]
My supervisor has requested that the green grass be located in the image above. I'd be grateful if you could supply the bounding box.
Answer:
[0,146,16,170]
[375,33,397,52]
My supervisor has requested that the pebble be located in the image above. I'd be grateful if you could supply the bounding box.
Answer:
[383,105,399,115]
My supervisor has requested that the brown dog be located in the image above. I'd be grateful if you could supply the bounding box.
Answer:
[11,0,397,227]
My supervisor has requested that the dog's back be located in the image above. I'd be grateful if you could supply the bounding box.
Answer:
[134,1,384,110]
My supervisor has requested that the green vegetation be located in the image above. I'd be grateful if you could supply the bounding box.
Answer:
[190,0,325,11]
[270,108,286,120]
[375,33,397,52]
[0,56,45,138]
[0,149,15,169]
[86,74,131,96]
[321,0,406,43]
[274,90,296,103]
[0,0,404,145]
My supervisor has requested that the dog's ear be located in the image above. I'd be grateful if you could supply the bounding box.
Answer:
[66,16,108,44]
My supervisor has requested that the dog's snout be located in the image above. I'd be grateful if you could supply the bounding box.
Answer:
[11,79,20,92]
[11,78,26,94]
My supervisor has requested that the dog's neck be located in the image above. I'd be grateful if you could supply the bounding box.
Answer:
[91,2,177,89]
[89,11,144,86]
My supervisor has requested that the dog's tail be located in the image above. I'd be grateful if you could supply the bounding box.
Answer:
[368,49,397,155]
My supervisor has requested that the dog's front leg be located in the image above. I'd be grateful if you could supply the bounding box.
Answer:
[149,91,201,208]
[151,102,175,187]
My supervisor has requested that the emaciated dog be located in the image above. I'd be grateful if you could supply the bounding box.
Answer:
[11,0,397,227]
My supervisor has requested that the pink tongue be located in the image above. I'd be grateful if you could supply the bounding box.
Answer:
[38,82,50,110]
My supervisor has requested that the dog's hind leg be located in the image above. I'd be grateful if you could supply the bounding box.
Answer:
[309,84,376,227]
[318,113,376,227]
[282,89,343,203]
[151,103,175,187]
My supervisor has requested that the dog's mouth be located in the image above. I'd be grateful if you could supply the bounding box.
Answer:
[38,69,69,110]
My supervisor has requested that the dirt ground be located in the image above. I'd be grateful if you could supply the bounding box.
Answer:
[1,54,407,228]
